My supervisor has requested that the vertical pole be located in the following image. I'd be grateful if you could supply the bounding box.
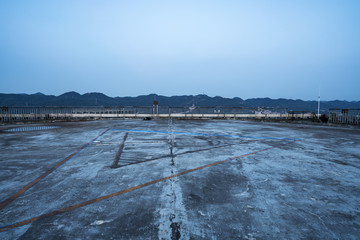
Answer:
[318,84,320,120]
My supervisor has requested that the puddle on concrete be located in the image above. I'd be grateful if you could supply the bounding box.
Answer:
[4,126,60,132]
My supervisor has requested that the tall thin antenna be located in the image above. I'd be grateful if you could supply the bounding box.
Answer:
[317,83,320,120]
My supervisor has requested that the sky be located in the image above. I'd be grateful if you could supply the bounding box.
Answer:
[0,0,359,101]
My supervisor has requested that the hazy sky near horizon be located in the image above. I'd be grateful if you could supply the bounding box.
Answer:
[1,0,359,101]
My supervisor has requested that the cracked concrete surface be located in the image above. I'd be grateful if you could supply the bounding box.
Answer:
[0,120,360,239]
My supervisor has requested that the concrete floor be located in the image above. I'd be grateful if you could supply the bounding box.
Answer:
[0,120,360,239]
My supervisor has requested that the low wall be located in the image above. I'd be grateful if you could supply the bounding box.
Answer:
[0,112,314,122]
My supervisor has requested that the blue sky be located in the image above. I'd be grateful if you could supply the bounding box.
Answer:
[0,0,359,100]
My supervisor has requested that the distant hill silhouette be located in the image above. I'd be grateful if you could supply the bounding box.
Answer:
[1,92,359,112]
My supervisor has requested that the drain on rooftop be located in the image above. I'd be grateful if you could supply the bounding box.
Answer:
[4,126,60,132]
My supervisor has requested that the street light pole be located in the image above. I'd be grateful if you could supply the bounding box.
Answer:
[317,84,320,120]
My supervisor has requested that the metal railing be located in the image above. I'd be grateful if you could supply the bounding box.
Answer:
[328,108,360,125]
[0,106,315,123]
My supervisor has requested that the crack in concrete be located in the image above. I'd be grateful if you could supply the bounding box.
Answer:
[158,119,188,240]
[168,119,182,240]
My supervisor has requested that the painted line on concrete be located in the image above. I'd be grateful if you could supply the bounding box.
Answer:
[116,144,236,168]
[110,128,298,141]
[111,132,129,168]
[0,139,298,232]
[0,129,111,211]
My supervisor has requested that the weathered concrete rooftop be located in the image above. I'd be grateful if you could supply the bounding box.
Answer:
[1,120,360,239]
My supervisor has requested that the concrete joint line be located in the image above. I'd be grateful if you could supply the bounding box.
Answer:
[111,132,129,168]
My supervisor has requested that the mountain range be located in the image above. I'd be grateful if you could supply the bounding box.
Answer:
[1,92,359,112]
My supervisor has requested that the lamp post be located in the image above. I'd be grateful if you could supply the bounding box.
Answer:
[317,84,320,120]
